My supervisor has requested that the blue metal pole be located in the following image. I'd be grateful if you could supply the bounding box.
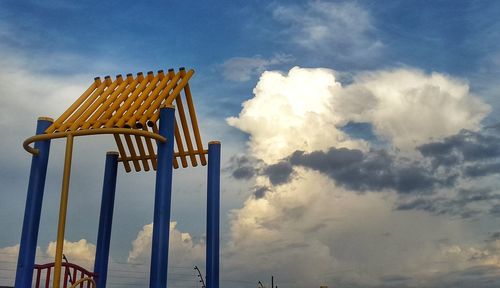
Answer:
[94,152,119,288]
[15,117,53,288]
[150,106,176,288]
[206,141,221,288]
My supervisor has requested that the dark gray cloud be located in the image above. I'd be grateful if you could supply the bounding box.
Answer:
[396,188,500,219]
[487,232,500,241]
[380,275,413,287]
[253,186,269,199]
[418,129,500,169]
[232,166,256,180]
[263,161,294,185]
[489,204,500,217]
[377,266,500,288]
[288,147,445,193]
[229,128,500,218]
[464,162,500,178]
[425,265,500,288]
[227,155,260,180]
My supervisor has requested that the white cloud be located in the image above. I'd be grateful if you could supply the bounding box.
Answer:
[221,54,294,82]
[0,241,94,286]
[225,170,470,287]
[225,66,494,286]
[228,66,490,160]
[127,222,205,267]
[343,68,491,150]
[46,239,96,270]
[227,67,366,163]
[272,1,383,60]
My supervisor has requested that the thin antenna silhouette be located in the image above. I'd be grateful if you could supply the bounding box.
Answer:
[194,265,206,288]
[62,254,73,284]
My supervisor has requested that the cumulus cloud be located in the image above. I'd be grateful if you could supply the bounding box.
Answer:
[228,67,490,162]
[127,222,204,267]
[0,241,94,286]
[221,54,294,82]
[418,128,500,170]
[227,67,365,163]
[225,66,498,287]
[46,239,96,270]
[225,170,474,287]
[288,147,450,193]
[345,69,491,150]
[0,222,204,287]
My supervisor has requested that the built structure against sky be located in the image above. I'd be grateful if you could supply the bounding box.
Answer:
[15,68,221,288]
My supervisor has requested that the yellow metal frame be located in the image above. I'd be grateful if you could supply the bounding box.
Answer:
[69,277,96,288]
[41,68,205,172]
[23,68,208,288]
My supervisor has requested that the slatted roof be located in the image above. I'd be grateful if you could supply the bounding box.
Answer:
[45,68,206,172]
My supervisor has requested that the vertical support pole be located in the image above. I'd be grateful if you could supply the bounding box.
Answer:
[94,152,119,288]
[206,141,221,288]
[150,106,176,288]
[53,134,74,288]
[15,117,53,288]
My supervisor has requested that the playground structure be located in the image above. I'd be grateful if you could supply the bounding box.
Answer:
[15,68,221,288]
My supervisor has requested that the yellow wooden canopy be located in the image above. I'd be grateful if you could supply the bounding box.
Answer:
[25,68,207,172]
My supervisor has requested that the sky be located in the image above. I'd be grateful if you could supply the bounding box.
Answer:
[1,0,500,287]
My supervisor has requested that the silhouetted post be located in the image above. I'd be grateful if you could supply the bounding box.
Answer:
[94,152,119,288]
[206,141,221,288]
[15,117,52,288]
[150,106,176,288]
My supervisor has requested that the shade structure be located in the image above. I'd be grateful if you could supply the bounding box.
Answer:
[18,67,221,288]
[39,68,207,172]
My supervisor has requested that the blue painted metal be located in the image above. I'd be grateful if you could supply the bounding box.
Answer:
[15,118,52,288]
[94,152,119,288]
[150,106,176,288]
[206,142,221,288]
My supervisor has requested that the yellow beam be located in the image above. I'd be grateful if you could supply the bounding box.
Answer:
[52,134,74,288]
[57,79,109,132]
[23,128,166,155]
[114,134,132,173]
[68,76,119,131]
[105,72,148,128]
[182,71,206,165]
[45,79,99,133]
[126,70,171,128]
[81,74,127,130]
[93,74,138,129]
[138,70,182,126]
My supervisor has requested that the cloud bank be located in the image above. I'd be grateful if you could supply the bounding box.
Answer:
[226,66,498,287]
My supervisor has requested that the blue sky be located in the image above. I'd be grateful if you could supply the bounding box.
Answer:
[1,1,500,287]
